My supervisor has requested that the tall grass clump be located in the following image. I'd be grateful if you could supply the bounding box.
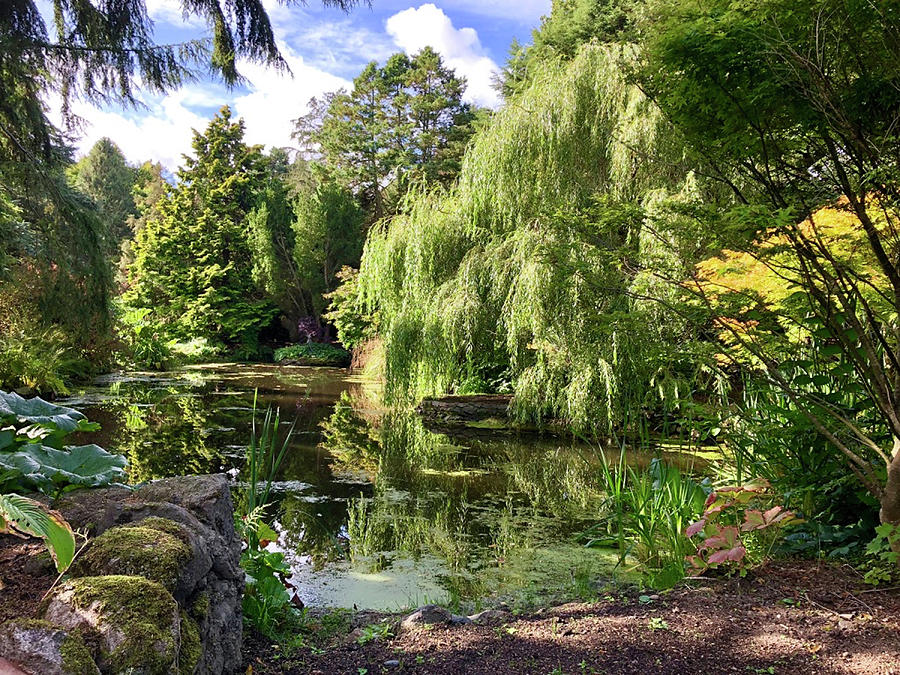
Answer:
[588,450,708,588]
[235,393,304,641]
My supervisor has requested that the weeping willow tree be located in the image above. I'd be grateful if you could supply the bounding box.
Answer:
[356,45,714,434]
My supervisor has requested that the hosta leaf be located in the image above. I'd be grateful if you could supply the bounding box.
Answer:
[0,493,75,572]
[0,392,87,432]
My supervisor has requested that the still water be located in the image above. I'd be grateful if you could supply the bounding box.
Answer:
[62,364,696,611]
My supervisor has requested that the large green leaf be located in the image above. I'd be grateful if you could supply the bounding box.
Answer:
[0,452,42,485]
[0,392,87,432]
[0,493,76,572]
[14,444,128,488]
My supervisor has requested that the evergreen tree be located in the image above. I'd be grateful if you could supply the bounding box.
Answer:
[67,139,139,254]
[126,107,275,347]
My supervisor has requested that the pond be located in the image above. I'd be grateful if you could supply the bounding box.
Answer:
[62,364,706,611]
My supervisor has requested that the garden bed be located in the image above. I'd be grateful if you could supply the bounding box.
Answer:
[241,561,900,675]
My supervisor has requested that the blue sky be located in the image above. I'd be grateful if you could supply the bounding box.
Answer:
[55,1,551,170]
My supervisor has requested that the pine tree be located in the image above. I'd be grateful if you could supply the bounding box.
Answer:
[126,107,276,347]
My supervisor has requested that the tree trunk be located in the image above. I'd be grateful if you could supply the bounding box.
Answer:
[881,436,900,554]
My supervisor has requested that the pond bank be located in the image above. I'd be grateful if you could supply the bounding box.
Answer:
[242,561,900,675]
[4,531,898,674]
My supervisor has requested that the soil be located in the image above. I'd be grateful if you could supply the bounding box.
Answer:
[243,561,900,675]
[2,541,898,675]
[0,538,57,624]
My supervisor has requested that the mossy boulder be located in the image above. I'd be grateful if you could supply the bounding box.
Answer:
[178,612,201,675]
[56,475,243,673]
[70,523,192,592]
[43,576,181,674]
[0,618,100,674]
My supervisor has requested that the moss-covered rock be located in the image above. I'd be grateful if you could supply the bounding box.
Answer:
[126,516,192,544]
[70,524,192,592]
[60,630,99,674]
[0,618,100,674]
[178,612,201,675]
[190,592,210,621]
[43,575,180,675]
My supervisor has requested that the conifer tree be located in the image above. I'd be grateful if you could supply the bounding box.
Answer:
[126,107,275,347]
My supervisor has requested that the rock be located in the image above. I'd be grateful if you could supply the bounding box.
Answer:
[43,576,180,674]
[401,605,453,629]
[449,614,472,625]
[0,619,99,675]
[383,660,400,668]
[467,609,510,625]
[70,523,192,593]
[57,474,242,674]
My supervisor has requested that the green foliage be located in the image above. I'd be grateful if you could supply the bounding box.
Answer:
[355,44,703,432]
[497,0,641,97]
[235,393,303,639]
[292,179,366,317]
[356,620,393,645]
[0,325,87,395]
[587,456,707,587]
[863,524,900,586]
[295,47,477,220]
[126,107,278,348]
[273,343,351,366]
[0,493,76,573]
[0,391,127,495]
[118,307,172,370]
[324,267,378,350]
[67,138,139,254]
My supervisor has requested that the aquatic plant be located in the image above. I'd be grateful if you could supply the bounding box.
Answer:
[234,393,304,639]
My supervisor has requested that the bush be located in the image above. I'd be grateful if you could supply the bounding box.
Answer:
[0,325,90,395]
[273,342,351,367]
[117,307,171,370]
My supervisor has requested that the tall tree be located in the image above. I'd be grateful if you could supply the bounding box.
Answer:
[126,107,275,347]
[67,138,138,254]
[640,0,900,534]
[294,48,477,221]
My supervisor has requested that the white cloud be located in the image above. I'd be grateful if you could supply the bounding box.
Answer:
[385,4,501,108]
[59,91,210,170]
[232,43,350,150]
[145,0,207,29]
[56,43,350,170]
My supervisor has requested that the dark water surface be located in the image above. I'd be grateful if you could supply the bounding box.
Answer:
[62,364,698,610]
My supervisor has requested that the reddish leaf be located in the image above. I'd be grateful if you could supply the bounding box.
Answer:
[741,509,765,532]
[708,545,746,565]
[685,519,706,538]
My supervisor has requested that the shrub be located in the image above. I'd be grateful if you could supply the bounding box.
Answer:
[685,480,800,576]
[273,342,351,366]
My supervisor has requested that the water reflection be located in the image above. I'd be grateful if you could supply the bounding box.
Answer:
[64,365,700,610]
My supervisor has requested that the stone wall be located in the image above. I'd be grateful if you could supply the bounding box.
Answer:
[0,474,243,675]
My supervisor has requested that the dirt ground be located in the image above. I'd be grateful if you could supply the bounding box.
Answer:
[243,561,900,675]
[2,538,898,675]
